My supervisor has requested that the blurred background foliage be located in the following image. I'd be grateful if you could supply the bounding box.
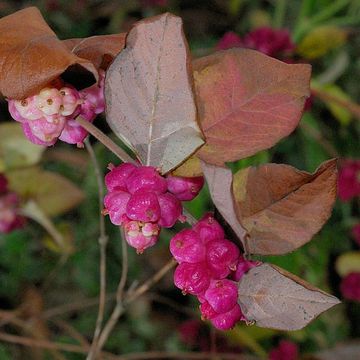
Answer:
[0,0,359,359]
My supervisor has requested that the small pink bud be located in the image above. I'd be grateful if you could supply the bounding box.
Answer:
[174,262,211,296]
[205,279,238,314]
[269,340,299,360]
[193,213,225,243]
[105,163,137,192]
[158,193,182,228]
[126,192,161,222]
[126,166,167,195]
[340,272,360,302]
[167,176,204,201]
[170,229,205,263]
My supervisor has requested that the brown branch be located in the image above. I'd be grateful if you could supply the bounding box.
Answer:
[76,116,136,163]
[115,351,245,359]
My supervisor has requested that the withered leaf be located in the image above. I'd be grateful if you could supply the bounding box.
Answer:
[201,160,247,248]
[238,263,340,330]
[7,167,84,217]
[232,159,337,255]
[63,33,126,69]
[0,7,97,99]
[105,13,204,174]
[193,49,311,165]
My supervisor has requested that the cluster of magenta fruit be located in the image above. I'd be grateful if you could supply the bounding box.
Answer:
[7,71,105,147]
[0,174,25,234]
[103,162,259,330]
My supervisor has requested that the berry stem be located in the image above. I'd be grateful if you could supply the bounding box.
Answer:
[75,115,136,164]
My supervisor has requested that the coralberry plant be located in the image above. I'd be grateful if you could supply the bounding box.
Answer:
[0,7,340,359]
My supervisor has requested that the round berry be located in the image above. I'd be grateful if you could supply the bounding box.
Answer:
[103,191,131,225]
[158,193,182,228]
[167,176,204,201]
[105,163,137,192]
[193,213,225,243]
[126,166,167,194]
[211,304,244,331]
[204,279,238,314]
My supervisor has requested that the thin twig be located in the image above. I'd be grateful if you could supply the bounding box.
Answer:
[85,138,109,358]
[91,259,177,358]
[183,207,198,226]
[114,351,244,360]
[76,116,135,164]
[51,318,90,348]
[117,228,129,303]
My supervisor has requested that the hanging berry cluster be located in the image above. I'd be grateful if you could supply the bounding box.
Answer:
[170,213,259,330]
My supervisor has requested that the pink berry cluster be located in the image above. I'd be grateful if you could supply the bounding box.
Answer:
[0,174,25,233]
[170,213,259,331]
[103,162,204,253]
[7,71,105,147]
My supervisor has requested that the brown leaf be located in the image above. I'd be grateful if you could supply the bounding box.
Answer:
[232,159,337,255]
[7,167,85,217]
[201,160,247,248]
[193,49,311,165]
[63,33,126,69]
[105,13,204,174]
[0,7,97,99]
[238,263,340,330]
[172,155,203,177]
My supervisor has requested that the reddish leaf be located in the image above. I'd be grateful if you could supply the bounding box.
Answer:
[105,13,204,174]
[238,263,340,330]
[201,160,247,248]
[193,49,311,165]
[0,7,97,99]
[232,159,337,255]
[63,33,126,69]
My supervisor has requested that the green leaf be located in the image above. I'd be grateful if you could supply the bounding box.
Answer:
[0,122,45,171]
[7,167,84,217]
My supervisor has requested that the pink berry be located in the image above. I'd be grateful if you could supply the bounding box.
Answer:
[193,213,225,243]
[124,220,159,253]
[206,239,240,279]
[199,300,217,320]
[167,176,204,201]
[58,118,88,145]
[158,193,182,228]
[233,256,260,282]
[26,116,66,143]
[170,229,205,263]
[126,166,167,195]
[126,192,161,222]
[174,262,211,296]
[35,88,63,116]
[59,87,81,116]
[211,304,244,331]
[105,163,137,192]
[21,122,57,146]
[103,191,131,225]
[11,96,43,121]
[205,279,238,314]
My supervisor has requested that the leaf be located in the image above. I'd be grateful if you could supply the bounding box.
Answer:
[0,122,45,171]
[238,263,340,330]
[335,251,360,277]
[0,7,97,99]
[172,156,203,177]
[63,33,126,69]
[105,13,204,174]
[7,167,84,217]
[193,49,311,165]
[201,160,247,249]
[297,26,347,60]
[232,159,337,255]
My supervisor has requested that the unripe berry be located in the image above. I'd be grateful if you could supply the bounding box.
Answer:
[211,304,244,331]
[193,213,225,243]
[105,163,137,192]
[103,191,131,225]
[35,88,63,116]
[126,166,167,195]
[12,96,43,121]
[170,229,205,264]
[206,239,240,279]
[59,87,81,116]
[204,279,238,314]
[124,220,159,253]
[167,175,204,201]
[27,116,66,143]
[174,262,211,296]
[158,193,182,228]
[126,192,161,222]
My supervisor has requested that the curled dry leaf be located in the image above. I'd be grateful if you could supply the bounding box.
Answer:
[193,49,311,165]
[0,7,97,99]
[232,159,337,255]
[238,263,340,331]
[201,160,247,249]
[7,167,84,217]
[63,33,126,69]
[105,13,204,174]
